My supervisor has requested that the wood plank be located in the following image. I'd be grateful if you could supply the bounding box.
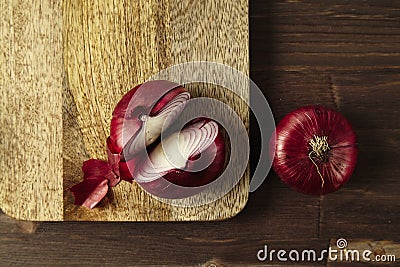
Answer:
[0,231,329,266]
[252,53,400,71]
[251,0,400,71]
[250,71,400,129]
[0,0,63,220]
[253,1,400,30]
[63,0,249,221]
[328,73,400,129]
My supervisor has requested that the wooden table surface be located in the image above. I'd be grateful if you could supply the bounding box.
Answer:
[1,0,399,266]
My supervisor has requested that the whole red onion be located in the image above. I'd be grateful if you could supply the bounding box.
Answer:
[273,105,357,195]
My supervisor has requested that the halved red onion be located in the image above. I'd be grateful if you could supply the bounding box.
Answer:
[70,80,190,208]
[108,80,190,181]
[133,118,226,199]
[273,105,358,195]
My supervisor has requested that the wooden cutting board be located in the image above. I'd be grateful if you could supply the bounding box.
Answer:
[1,0,249,221]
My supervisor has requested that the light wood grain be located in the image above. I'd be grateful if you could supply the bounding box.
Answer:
[63,0,249,221]
[0,0,63,220]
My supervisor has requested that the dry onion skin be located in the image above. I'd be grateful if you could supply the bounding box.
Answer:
[273,105,358,195]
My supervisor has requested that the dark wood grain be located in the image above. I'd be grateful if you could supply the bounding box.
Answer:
[1,0,400,266]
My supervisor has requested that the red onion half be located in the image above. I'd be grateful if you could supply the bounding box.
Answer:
[109,80,190,181]
[70,80,190,208]
[273,105,357,195]
[133,118,226,199]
